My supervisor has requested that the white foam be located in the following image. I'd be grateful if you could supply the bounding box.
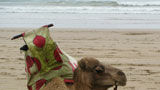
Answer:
[1,0,160,14]
[1,5,160,14]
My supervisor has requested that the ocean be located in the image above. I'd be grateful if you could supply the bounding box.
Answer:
[0,0,160,29]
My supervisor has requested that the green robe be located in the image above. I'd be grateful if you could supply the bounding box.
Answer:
[22,26,77,90]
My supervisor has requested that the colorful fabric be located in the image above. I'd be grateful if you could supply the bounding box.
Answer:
[22,26,77,90]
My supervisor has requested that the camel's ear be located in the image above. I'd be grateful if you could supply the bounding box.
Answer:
[78,59,87,71]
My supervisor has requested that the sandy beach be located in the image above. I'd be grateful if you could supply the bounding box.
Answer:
[0,28,160,90]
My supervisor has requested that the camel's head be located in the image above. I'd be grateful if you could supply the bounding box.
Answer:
[74,57,127,90]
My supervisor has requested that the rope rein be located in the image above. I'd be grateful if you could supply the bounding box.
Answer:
[114,81,118,90]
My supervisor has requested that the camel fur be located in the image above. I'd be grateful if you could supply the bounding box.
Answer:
[42,57,127,90]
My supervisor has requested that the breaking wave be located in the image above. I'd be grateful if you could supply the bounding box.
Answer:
[0,0,160,14]
[1,0,160,7]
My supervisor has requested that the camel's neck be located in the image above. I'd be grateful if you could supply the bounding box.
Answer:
[92,87,109,90]
[73,82,92,90]
[73,69,93,90]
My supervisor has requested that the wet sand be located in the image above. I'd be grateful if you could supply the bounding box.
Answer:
[0,28,160,90]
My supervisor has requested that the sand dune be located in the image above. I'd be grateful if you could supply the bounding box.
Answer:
[0,28,160,90]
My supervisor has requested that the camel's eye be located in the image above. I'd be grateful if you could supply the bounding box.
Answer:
[94,65,104,74]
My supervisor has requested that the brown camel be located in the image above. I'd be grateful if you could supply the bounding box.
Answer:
[42,57,127,90]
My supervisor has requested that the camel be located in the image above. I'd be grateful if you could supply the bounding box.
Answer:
[42,57,127,90]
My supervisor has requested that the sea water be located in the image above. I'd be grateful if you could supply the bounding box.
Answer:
[0,0,160,29]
